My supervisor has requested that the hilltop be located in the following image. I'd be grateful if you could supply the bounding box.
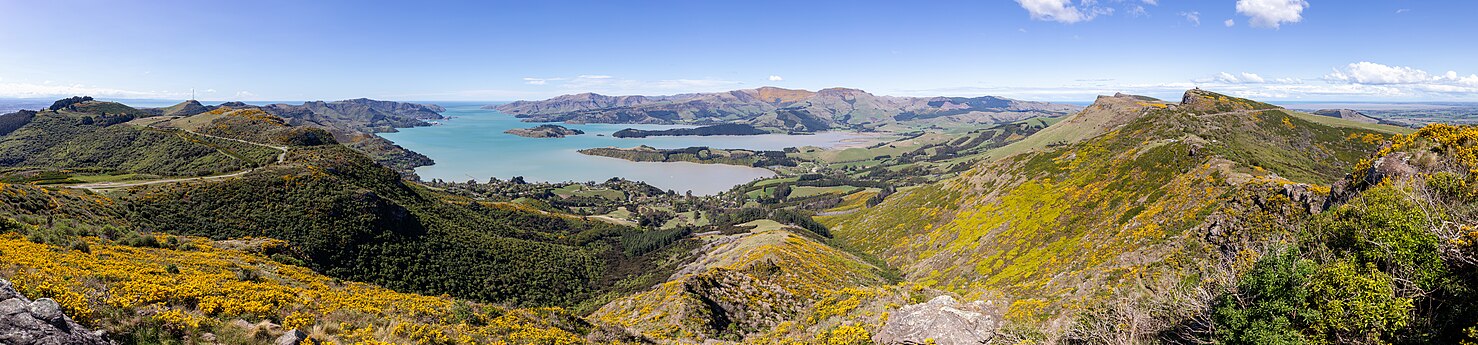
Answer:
[1311,108,1382,124]
[0,99,282,180]
[489,86,1080,133]
[131,98,445,174]
[808,89,1478,343]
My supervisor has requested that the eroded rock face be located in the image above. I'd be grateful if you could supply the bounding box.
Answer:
[682,268,804,336]
[874,295,999,345]
[0,279,112,345]
[1329,151,1418,207]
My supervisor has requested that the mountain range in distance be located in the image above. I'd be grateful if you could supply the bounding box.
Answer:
[489,86,1082,132]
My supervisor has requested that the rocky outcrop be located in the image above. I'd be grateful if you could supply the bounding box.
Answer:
[0,279,112,345]
[1280,183,1327,215]
[1180,89,1280,114]
[681,268,804,334]
[1329,151,1418,207]
[874,295,1000,345]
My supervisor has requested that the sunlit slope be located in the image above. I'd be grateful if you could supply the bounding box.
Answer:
[0,101,281,177]
[0,232,592,344]
[820,89,1404,328]
[592,223,896,343]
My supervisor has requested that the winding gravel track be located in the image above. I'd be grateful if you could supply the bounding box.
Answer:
[66,130,288,192]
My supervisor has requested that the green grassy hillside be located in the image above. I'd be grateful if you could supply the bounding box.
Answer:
[0,101,280,178]
[0,98,692,310]
[820,89,1422,340]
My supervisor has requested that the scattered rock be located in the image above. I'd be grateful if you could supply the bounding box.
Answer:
[0,278,113,344]
[274,329,308,345]
[874,295,999,345]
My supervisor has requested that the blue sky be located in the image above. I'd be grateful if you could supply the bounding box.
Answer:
[0,0,1474,102]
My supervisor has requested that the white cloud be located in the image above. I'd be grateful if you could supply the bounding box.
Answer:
[1208,72,1269,84]
[577,75,612,79]
[203,88,217,93]
[234,91,257,99]
[1323,62,1478,89]
[1235,0,1308,29]
[1142,0,1158,5]
[1129,6,1148,18]
[897,62,1478,102]
[1213,72,1240,83]
[1225,19,1236,27]
[1396,8,1410,14]
[768,75,784,81]
[1325,62,1435,84]
[522,77,567,85]
[0,81,186,99]
[1180,11,1201,26]
[1016,0,1101,23]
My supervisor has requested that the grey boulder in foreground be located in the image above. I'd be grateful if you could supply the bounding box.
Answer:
[0,279,112,345]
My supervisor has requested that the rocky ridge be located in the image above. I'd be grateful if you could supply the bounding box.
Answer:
[138,98,445,174]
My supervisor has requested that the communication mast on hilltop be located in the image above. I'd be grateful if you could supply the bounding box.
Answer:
[191,88,196,101]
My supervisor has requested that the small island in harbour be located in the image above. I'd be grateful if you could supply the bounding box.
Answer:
[611,123,767,138]
[504,124,584,138]
[578,145,797,167]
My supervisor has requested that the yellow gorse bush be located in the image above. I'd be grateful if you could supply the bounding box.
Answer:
[1369,124,1478,172]
[0,233,587,344]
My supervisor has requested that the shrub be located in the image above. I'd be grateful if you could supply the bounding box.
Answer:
[1213,247,1315,345]
[1306,260,1413,341]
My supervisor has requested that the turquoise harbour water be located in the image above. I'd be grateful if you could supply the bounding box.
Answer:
[379,104,873,195]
